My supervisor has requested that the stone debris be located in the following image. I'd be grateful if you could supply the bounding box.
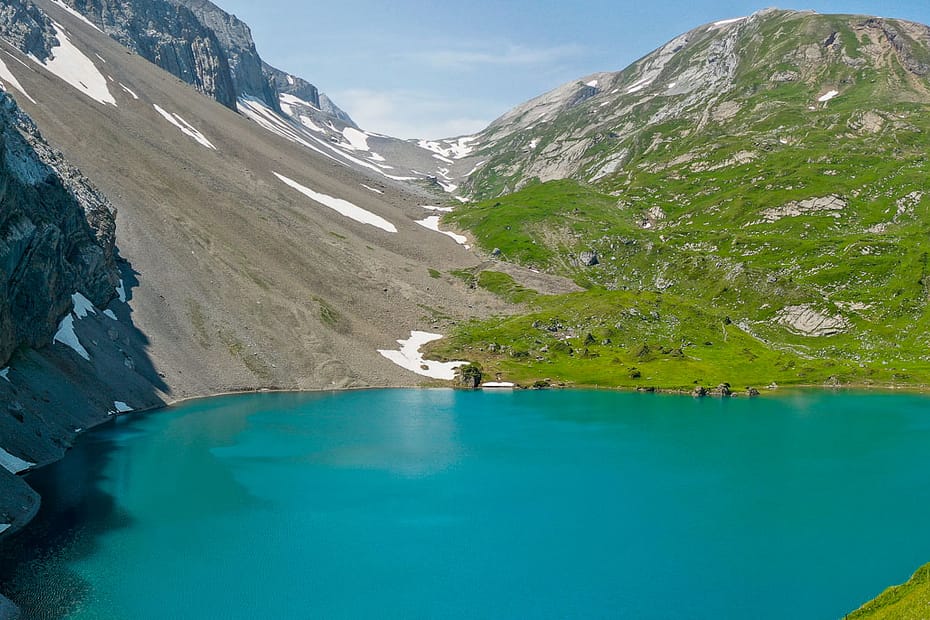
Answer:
[755,195,846,224]
[777,304,850,337]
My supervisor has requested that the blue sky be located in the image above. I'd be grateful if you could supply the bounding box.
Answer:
[216,1,930,139]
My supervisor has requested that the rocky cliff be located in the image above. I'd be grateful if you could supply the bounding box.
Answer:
[56,0,355,124]
[0,92,118,367]
[172,0,279,110]
[0,0,56,61]
[59,0,239,108]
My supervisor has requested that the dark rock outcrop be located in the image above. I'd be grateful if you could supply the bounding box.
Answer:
[0,0,56,61]
[173,0,279,110]
[0,92,118,366]
[60,0,238,109]
[56,0,357,125]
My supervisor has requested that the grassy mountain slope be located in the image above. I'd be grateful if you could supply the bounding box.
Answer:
[848,562,930,619]
[433,9,930,391]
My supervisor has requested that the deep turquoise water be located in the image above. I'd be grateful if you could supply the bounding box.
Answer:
[2,389,930,619]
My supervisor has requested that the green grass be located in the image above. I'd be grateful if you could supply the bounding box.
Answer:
[849,563,930,619]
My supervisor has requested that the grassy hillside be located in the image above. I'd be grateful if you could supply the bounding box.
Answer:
[849,563,930,619]
[437,10,930,389]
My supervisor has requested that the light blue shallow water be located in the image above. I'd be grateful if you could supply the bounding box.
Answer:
[3,389,930,619]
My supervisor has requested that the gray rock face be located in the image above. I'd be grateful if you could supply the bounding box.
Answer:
[319,93,356,128]
[0,0,56,61]
[171,0,279,110]
[266,63,320,108]
[61,0,238,109]
[0,92,118,366]
[58,0,355,125]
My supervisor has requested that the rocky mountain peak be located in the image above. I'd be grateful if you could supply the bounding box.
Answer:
[457,9,930,198]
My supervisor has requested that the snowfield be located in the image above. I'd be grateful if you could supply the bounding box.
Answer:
[0,447,34,474]
[274,172,398,232]
[37,22,115,105]
[415,215,468,246]
[377,331,467,380]
[153,105,216,149]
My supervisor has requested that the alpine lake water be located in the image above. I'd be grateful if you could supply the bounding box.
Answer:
[2,389,930,619]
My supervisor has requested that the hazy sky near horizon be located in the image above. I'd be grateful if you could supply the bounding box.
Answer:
[217,1,930,139]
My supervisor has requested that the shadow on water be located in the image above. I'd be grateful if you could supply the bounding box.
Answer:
[0,254,170,619]
[0,419,139,620]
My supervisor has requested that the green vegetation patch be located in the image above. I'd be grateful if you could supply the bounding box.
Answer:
[849,563,930,619]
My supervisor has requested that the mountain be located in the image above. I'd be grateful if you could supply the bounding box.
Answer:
[431,9,930,392]
[449,9,930,199]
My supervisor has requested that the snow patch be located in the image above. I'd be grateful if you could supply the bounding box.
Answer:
[0,524,10,535]
[71,292,96,318]
[0,447,34,474]
[0,368,9,382]
[153,105,216,149]
[417,136,477,160]
[585,79,599,88]
[342,127,370,151]
[54,315,89,360]
[0,55,36,103]
[36,22,115,105]
[114,401,133,413]
[421,205,454,212]
[712,16,747,27]
[119,83,139,100]
[818,90,839,103]
[274,172,397,233]
[377,331,467,380]
[360,183,383,194]
[116,279,126,302]
[103,309,118,320]
[415,215,468,246]
[626,75,654,94]
[482,382,515,388]
[50,0,103,31]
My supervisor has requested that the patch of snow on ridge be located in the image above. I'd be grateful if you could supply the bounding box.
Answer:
[116,279,127,302]
[712,16,747,27]
[586,79,599,88]
[114,401,133,413]
[0,55,36,103]
[0,368,9,382]
[36,22,115,105]
[50,0,103,31]
[378,331,467,380]
[421,205,454,212]
[103,309,118,320]
[361,184,383,194]
[626,75,654,94]
[54,315,89,360]
[274,172,397,233]
[153,105,216,149]
[418,136,478,160]
[0,524,10,535]
[818,90,839,103]
[415,215,468,246]
[0,447,35,474]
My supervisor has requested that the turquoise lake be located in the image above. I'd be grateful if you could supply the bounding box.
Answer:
[2,389,930,619]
